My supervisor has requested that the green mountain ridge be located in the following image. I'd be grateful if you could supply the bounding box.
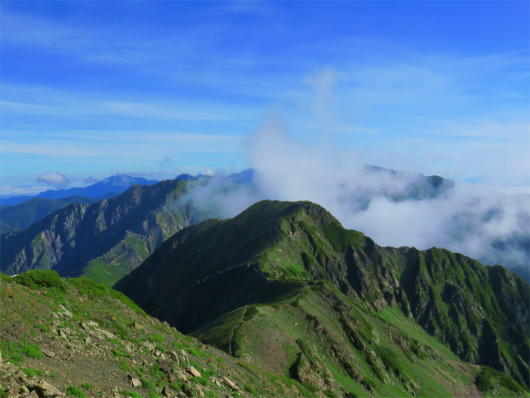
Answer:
[115,200,530,396]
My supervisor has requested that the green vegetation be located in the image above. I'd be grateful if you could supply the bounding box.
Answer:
[23,367,44,377]
[13,270,66,293]
[66,386,86,398]
[476,365,527,394]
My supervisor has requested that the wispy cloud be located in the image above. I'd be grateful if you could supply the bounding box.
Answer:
[0,185,49,197]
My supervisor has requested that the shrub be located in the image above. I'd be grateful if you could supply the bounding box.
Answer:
[66,386,86,398]
[140,378,156,392]
[81,383,93,390]
[23,368,44,377]
[14,270,66,293]
[187,347,208,358]
[192,376,209,386]
[147,334,165,343]
[149,363,165,380]
[119,361,132,372]
[23,344,43,359]
[243,306,259,321]
[476,366,494,392]
[111,348,131,358]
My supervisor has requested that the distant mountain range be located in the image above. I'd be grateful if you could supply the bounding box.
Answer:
[0,174,205,235]
[0,179,208,285]
[115,200,529,393]
[0,175,160,206]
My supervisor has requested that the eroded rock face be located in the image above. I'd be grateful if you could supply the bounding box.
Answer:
[1,180,201,284]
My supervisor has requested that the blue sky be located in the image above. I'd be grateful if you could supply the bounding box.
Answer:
[1,1,528,195]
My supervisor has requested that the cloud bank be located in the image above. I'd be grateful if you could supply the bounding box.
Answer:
[179,117,529,280]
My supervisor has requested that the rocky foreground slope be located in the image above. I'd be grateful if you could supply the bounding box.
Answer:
[115,200,529,397]
[0,270,316,398]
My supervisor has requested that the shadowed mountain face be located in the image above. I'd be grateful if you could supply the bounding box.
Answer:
[0,180,205,285]
[115,200,529,394]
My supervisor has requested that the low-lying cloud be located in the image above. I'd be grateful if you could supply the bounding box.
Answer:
[179,118,529,280]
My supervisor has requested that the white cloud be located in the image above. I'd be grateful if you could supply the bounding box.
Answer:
[37,172,69,187]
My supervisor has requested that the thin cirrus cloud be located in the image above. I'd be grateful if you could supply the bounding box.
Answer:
[1,133,241,158]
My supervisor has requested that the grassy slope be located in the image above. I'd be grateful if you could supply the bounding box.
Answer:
[195,281,527,397]
[0,270,317,398]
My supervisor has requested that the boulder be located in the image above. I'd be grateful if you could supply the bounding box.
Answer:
[186,366,201,378]
[222,377,239,391]
[32,380,63,397]
[130,377,142,388]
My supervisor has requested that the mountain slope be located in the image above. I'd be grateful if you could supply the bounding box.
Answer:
[0,180,203,285]
[0,270,313,398]
[115,200,529,395]
[0,196,96,234]
[1,175,159,206]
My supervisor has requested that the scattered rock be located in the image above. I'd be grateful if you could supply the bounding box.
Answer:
[58,305,72,318]
[186,366,201,378]
[222,377,239,391]
[132,321,143,330]
[32,380,63,397]
[45,351,56,358]
[141,341,155,352]
[100,329,115,339]
[131,377,142,388]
